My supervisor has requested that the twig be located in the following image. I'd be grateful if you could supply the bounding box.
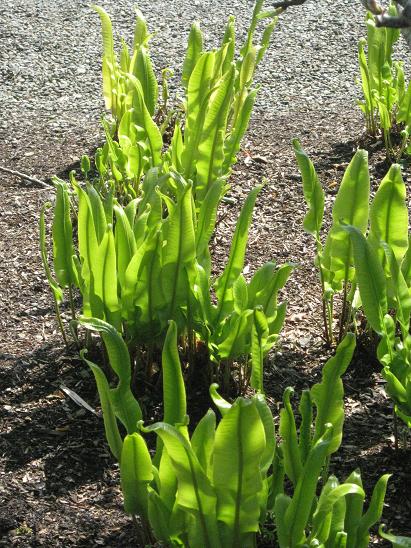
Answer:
[272,0,308,9]
[0,165,53,190]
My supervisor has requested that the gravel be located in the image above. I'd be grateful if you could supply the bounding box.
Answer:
[1,0,408,180]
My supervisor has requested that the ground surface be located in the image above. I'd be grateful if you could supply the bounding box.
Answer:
[0,0,410,546]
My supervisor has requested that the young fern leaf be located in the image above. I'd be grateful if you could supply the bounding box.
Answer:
[160,182,197,323]
[120,432,153,518]
[323,150,369,292]
[133,7,149,50]
[195,65,235,203]
[283,425,334,547]
[131,46,158,117]
[292,138,324,238]
[92,5,116,111]
[378,525,411,547]
[368,163,408,265]
[209,383,232,417]
[355,474,391,548]
[52,179,78,288]
[191,410,216,479]
[182,52,216,179]
[343,226,387,334]
[182,21,203,90]
[223,88,257,175]
[311,333,356,455]
[142,421,221,548]
[214,184,263,324]
[162,320,187,426]
[79,316,142,433]
[127,74,163,165]
[250,307,269,392]
[279,387,302,487]
[81,350,123,461]
[212,398,266,547]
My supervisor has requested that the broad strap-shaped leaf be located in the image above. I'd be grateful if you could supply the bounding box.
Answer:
[358,38,374,115]
[382,243,411,331]
[344,469,365,548]
[401,236,411,286]
[170,123,184,173]
[250,307,268,392]
[144,421,221,548]
[182,52,216,179]
[195,66,235,203]
[214,185,262,324]
[79,316,142,433]
[93,226,121,330]
[196,179,224,262]
[212,398,266,547]
[138,168,165,230]
[162,320,187,426]
[248,262,293,327]
[182,21,203,90]
[322,150,369,290]
[114,204,137,292]
[256,17,277,65]
[160,182,197,321]
[223,88,257,175]
[81,351,123,461]
[279,387,302,486]
[221,16,235,75]
[311,333,355,454]
[52,179,78,288]
[233,275,248,314]
[283,425,334,547]
[191,410,216,479]
[398,81,411,126]
[274,494,292,548]
[128,74,163,166]
[133,7,149,50]
[92,5,116,110]
[87,183,107,244]
[121,227,159,318]
[120,39,130,72]
[367,17,386,95]
[298,390,312,466]
[215,309,253,360]
[368,164,408,265]
[312,480,364,544]
[355,474,391,548]
[120,432,153,518]
[131,46,158,116]
[293,139,325,238]
[147,489,172,542]
[253,394,276,477]
[343,225,387,334]
[74,180,99,315]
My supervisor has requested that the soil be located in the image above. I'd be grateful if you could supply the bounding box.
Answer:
[1,0,411,547]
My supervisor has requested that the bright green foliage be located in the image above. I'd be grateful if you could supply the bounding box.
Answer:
[42,2,290,392]
[91,2,279,204]
[357,8,411,160]
[379,525,411,547]
[342,164,411,428]
[45,172,291,391]
[294,140,370,345]
[296,141,411,428]
[81,323,390,546]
